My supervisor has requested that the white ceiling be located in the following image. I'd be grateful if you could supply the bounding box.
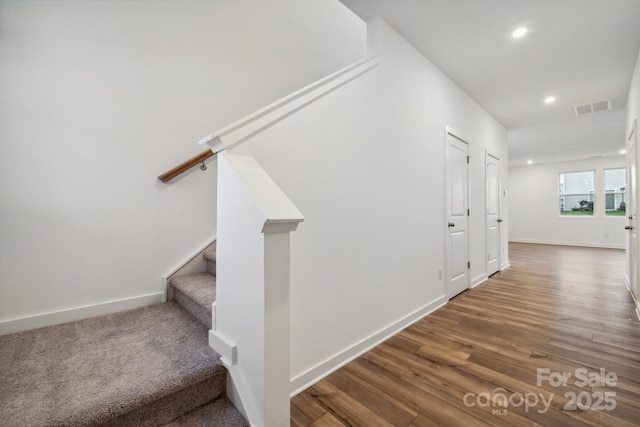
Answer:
[340,0,640,166]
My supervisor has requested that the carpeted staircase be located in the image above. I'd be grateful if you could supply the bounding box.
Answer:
[0,243,249,426]
[171,245,217,330]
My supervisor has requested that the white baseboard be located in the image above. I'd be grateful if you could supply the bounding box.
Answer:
[500,261,511,270]
[624,275,640,321]
[289,295,448,396]
[0,292,164,336]
[471,274,488,288]
[509,239,624,250]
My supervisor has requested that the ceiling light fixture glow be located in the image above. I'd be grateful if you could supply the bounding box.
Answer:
[527,160,533,164]
[512,27,528,38]
[544,96,556,104]
[620,149,627,154]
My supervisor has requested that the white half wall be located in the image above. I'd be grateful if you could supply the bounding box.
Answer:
[231,17,508,391]
[0,0,365,332]
[509,156,627,248]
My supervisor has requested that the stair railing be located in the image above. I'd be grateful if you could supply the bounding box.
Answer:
[193,53,380,427]
[157,53,380,185]
[157,149,217,183]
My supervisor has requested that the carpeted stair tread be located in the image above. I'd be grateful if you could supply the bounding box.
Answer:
[203,245,216,262]
[163,397,249,427]
[171,273,216,310]
[204,244,217,276]
[170,273,216,328]
[0,302,226,427]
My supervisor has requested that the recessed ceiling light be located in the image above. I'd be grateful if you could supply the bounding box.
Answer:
[544,96,556,104]
[527,160,533,164]
[512,27,528,38]
[620,149,627,154]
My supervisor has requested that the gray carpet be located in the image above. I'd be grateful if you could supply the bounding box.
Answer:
[171,273,216,329]
[164,397,250,427]
[0,302,227,426]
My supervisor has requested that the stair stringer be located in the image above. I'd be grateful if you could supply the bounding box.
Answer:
[199,53,380,154]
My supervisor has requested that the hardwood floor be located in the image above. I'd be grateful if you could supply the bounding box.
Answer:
[291,243,640,426]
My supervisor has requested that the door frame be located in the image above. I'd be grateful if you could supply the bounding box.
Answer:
[444,126,470,299]
[627,119,640,319]
[485,150,501,276]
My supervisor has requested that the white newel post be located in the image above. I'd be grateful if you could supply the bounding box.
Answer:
[210,153,303,427]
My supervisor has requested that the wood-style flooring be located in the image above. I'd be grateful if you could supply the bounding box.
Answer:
[291,242,640,426]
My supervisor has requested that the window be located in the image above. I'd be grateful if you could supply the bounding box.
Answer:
[559,171,595,216]
[604,168,626,216]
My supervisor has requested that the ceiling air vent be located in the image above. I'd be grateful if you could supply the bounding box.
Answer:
[574,100,612,117]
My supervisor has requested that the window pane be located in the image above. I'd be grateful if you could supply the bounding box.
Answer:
[560,194,594,215]
[559,171,595,216]
[604,168,626,215]
[604,168,626,192]
[560,171,594,194]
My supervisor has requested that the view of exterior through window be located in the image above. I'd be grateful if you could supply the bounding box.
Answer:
[605,168,626,216]
[559,171,595,216]
[559,169,627,216]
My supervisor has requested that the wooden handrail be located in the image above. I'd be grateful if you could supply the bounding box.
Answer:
[157,149,216,183]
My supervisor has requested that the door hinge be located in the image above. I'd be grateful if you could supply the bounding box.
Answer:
[467,209,470,216]
[467,156,470,164]
[468,261,471,269]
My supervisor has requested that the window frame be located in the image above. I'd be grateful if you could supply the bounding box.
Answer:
[559,170,596,217]
[604,167,627,217]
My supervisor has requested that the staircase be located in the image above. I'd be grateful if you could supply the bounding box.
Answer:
[170,245,217,330]
[0,243,249,426]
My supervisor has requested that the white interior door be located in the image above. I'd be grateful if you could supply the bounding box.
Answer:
[445,129,469,299]
[628,120,638,303]
[486,152,501,276]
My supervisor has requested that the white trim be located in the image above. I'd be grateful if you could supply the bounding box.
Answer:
[162,236,217,301]
[211,301,217,331]
[289,295,447,397]
[500,261,511,270]
[444,126,470,299]
[209,329,237,366]
[199,53,381,152]
[623,275,640,321]
[0,292,164,336]
[509,238,624,250]
[485,150,502,277]
[624,273,630,290]
[471,274,488,288]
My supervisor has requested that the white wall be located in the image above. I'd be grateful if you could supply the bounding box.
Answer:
[0,0,365,332]
[231,17,508,391]
[509,157,627,248]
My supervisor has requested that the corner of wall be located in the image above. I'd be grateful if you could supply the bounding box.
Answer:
[365,16,383,54]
